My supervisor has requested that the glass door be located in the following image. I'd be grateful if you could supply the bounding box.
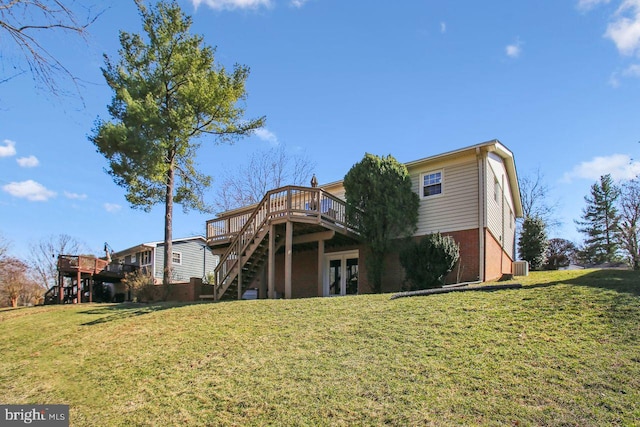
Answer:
[325,251,359,296]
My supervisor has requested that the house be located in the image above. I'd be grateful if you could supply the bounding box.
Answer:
[205,139,523,301]
[109,236,219,285]
[48,236,218,304]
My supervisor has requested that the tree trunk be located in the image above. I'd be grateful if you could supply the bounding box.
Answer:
[10,297,18,308]
[163,161,175,298]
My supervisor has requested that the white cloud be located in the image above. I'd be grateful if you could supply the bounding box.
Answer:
[622,62,640,75]
[2,180,56,201]
[104,203,122,213]
[191,0,271,10]
[505,39,523,58]
[0,139,17,157]
[64,191,88,200]
[609,71,621,87]
[577,0,612,11]
[16,155,39,168]
[563,154,640,182]
[605,0,640,56]
[440,22,447,33]
[607,63,640,86]
[254,127,279,146]
[291,0,309,7]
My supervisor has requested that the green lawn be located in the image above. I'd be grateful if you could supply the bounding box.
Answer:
[1,269,638,426]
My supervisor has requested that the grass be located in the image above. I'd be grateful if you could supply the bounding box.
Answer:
[0,269,638,426]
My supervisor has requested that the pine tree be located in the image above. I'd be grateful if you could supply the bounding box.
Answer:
[90,1,264,287]
[518,217,548,270]
[576,174,620,265]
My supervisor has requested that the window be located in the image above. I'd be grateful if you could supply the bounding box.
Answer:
[172,252,182,265]
[140,250,152,265]
[494,177,500,202]
[130,254,136,263]
[422,171,442,198]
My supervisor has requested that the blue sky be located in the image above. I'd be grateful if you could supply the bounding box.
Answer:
[2,0,640,259]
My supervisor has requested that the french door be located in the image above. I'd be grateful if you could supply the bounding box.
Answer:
[326,250,359,296]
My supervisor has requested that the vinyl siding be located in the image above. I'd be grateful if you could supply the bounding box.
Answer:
[322,154,480,236]
[411,154,479,236]
[486,152,516,259]
[154,240,219,283]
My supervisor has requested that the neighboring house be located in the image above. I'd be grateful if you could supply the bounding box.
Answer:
[110,236,219,284]
[49,236,219,305]
[206,139,522,300]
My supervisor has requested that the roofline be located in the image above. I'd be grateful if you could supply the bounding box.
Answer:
[111,236,206,258]
[217,139,524,218]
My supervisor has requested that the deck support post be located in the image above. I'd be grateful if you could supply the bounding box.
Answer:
[268,224,276,299]
[237,237,243,300]
[58,272,64,304]
[284,221,293,299]
[317,239,325,297]
[76,270,81,304]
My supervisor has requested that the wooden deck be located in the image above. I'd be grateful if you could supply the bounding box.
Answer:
[205,185,361,301]
[206,185,359,247]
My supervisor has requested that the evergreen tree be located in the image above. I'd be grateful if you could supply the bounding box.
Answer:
[344,154,419,293]
[618,178,640,270]
[575,174,620,265]
[518,216,548,270]
[90,1,264,287]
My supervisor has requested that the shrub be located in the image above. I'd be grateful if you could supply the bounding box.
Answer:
[400,233,460,290]
[518,216,548,271]
[121,270,155,302]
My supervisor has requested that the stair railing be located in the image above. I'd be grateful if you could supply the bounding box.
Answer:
[212,185,360,300]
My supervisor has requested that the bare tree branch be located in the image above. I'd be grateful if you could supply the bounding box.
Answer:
[518,167,561,229]
[27,233,90,290]
[215,145,316,212]
[0,0,102,99]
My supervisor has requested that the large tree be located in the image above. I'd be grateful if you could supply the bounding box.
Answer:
[576,174,621,265]
[618,178,640,270]
[215,145,315,211]
[90,0,265,286]
[344,153,419,293]
[0,0,99,96]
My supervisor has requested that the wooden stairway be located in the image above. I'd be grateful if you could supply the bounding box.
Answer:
[207,185,360,301]
[213,190,286,301]
[214,226,284,300]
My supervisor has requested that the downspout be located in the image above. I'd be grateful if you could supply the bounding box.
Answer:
[476,147,485,282]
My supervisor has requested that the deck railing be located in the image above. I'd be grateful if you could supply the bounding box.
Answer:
[208,185,360,300]
[57,255,109,273]
[206,185,357,244]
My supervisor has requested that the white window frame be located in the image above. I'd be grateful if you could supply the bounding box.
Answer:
[324,250,359,297]
[130,254,136,263]
[421,170,443,199]
[172,251,182,265]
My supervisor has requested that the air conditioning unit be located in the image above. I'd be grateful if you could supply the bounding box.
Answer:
[512,261,529,277]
